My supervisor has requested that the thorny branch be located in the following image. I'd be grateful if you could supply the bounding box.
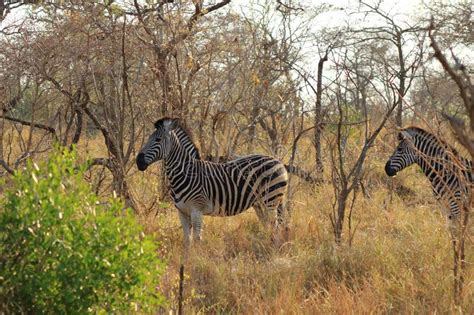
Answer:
[428,19,474,158]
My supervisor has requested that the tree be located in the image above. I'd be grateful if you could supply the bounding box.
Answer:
[427,14,473,305]
[132,0,231,117]
[355,0,424,127]
[326,44,399,244]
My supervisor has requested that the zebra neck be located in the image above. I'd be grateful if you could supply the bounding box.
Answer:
[417,157,444,182]
[463,159,473,182]
[174,127,200,159]
[413,139,470,185]
[410,134,445,182]
[164,132,196,180]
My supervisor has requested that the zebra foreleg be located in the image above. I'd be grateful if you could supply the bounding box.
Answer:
[178,211,192,250]
[190,209,203,242]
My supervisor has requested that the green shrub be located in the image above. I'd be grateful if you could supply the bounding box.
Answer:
[0,148,165,314]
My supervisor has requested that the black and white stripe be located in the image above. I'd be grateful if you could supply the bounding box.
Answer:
[385,127,472,220]
[136,117,288,246]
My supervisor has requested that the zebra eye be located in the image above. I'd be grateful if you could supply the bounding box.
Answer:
[156,137,163,143]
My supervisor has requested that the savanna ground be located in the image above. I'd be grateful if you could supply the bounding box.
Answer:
[2,110,472,314]
[1,1,472,313]
[123,134,473,314]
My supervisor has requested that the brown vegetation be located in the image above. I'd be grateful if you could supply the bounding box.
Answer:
[0,0,472,312]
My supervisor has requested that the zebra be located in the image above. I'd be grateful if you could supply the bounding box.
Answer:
[385,126,472,223]
[385,126,474,300]
[136,117,289,248]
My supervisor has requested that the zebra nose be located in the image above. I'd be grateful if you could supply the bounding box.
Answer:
[384,160,397,177]
[136,153,148,171]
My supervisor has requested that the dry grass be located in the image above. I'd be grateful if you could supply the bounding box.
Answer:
[133,160,474,314]
[123,130,474,313]
[4,129,472,313]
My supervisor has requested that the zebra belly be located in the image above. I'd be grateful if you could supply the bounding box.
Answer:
[174,199,195,215]
[174,195,246,217]
[203,200,248,217]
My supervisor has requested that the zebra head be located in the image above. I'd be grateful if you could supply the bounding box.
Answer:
[136,118,178,171]
[385,130,418,177]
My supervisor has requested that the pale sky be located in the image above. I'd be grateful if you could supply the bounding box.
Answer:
[229,0,429,25]
[1,0,468,75]
[0,0,439,33]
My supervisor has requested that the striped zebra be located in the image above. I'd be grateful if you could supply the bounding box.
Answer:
[385,127,472,222]
[136,117,288,247]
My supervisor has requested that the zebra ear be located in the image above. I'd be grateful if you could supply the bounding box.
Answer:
[400,130,412,141]
[163,118,178,132]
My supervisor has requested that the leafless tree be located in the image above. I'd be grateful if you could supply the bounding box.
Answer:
[0,21,58,176]
[428,17,472,305]
[326,42,399,244]
[132,0,231,117]
[354,0,424,127]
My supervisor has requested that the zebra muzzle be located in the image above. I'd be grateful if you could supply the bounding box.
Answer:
[384,161,397,177]
[136,153,149,171]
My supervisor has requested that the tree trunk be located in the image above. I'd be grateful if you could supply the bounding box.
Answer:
[334,187,349,244]
[111,160,135,210]
[314,55,327,174]
[156,55,172,116]
[248,103,259,151]
[452,201,470,305]
[0,0,5,21]
[395,33,406,127]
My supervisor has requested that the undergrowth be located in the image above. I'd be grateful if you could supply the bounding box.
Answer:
[134,156,473,314]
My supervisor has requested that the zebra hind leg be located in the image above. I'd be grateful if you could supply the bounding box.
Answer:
[263,198,289,246]
[275,202,289,243]
[253,203,272,227]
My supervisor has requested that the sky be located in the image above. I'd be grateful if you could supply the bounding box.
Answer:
[1,0,469,113]
[0,0,433,29]
[229,0,429,25]
[221,0,433,71]
[1,0,468,76]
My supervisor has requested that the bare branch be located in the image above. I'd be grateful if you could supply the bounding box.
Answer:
[87,157,112,171]
[0,115,58,141]
[429,20,473,127]
[0,159,14,174]
[276,0,304,13]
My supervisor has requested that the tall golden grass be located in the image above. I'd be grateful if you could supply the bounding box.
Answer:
[132,151,473,313]
[4,125,472,313]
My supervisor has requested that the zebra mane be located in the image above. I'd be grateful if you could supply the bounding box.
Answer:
[402,126,462,159]
[154,117,201,159]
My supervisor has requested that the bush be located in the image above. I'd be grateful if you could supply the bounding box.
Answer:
[0,148,165,314]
